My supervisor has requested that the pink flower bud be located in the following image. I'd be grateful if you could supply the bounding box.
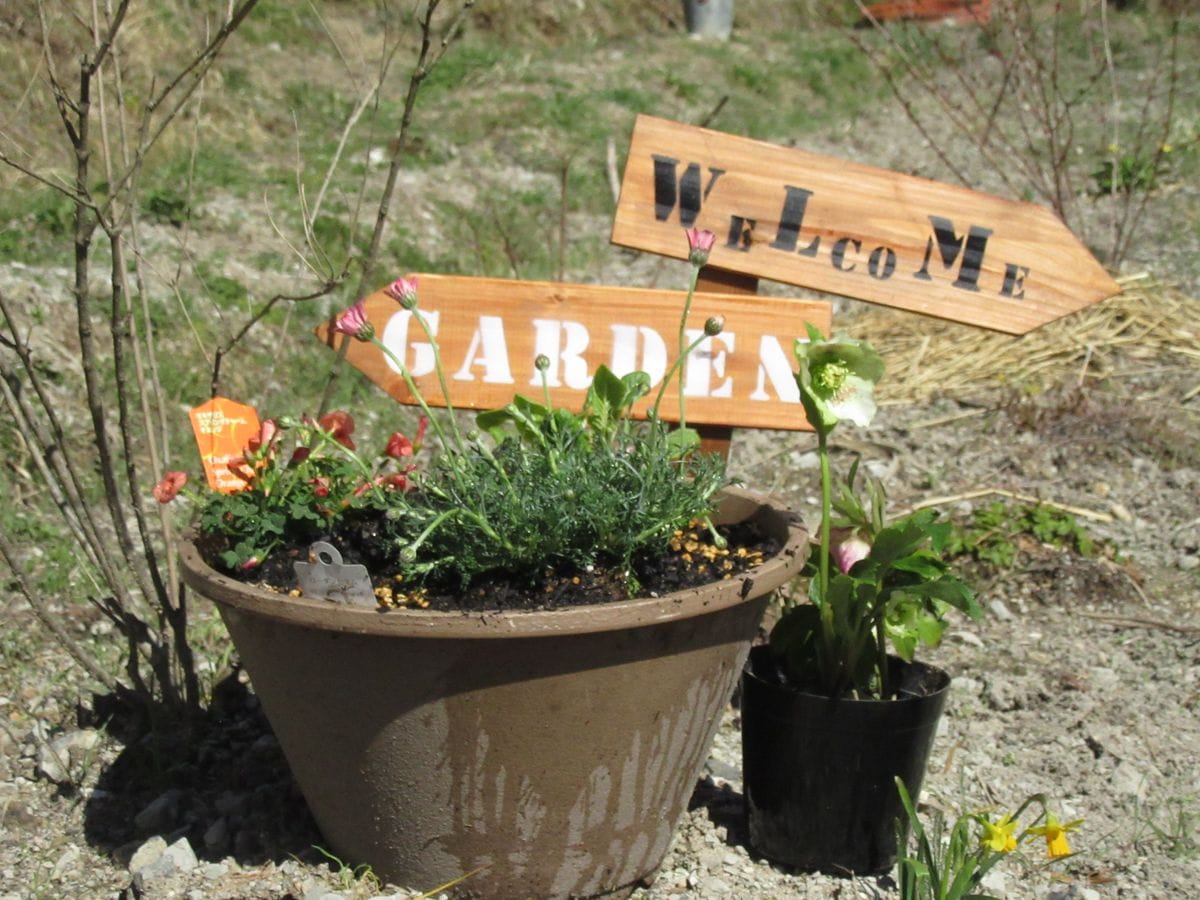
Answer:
[832,534,871,574]
[385,276,420,310]
[685,227,716,266]
[332,301,374,341]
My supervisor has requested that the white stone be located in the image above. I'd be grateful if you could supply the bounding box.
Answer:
[127,835,167,873]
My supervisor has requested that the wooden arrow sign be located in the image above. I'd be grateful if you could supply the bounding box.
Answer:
[316,273,831,432]
[612,115,1120,335]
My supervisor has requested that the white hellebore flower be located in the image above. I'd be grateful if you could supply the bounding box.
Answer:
[793,325,885,435]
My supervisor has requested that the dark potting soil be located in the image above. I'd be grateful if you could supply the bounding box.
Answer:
[201,520,779,614]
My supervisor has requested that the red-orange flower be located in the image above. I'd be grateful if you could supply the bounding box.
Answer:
[226,457,255,484]
[318,410,356,450]
[152,471,188,503]
[246,418,279,455]
[385,431,414,459]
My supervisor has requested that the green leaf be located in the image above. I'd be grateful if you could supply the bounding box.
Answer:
[476,395,550,444]
[665,426,701,457]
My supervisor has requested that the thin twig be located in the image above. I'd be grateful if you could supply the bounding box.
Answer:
[905,488,1113,524]
[1078,612,1200,636]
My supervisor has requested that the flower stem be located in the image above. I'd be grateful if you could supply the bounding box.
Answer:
[370,336,460,468]
[676,264,701,429]
[817,428,832,605]
[409,308,468,452]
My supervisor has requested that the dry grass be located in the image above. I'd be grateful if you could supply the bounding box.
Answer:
[850,275,1200,404]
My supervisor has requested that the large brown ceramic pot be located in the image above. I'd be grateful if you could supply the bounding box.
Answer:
[180,487,806,899]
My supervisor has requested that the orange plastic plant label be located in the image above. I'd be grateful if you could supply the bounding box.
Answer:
[188,398,260,493]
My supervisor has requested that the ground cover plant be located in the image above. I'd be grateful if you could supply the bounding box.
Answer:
[1,0,1198,896]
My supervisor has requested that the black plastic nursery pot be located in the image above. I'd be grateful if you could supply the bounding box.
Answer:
[740,644,950,875]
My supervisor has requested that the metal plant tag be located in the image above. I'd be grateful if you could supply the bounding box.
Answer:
[293,542,376,606]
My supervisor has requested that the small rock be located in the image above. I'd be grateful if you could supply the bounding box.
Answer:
[1112,761,1149,799]
[52,844,80,877]
[34,729,97,783]
[128,835,168,872]
[1179,553,1199,571]
[949,630,984,648]
[703,758,741,784]
[304,888,346,900]
[135,788,185,833]
[204,816,229,851]
[988,599,1014,621]
[980,867,1008,895]
[951,676,983,697]
[1109,502,1133,522]
[200,862,230,880]
[133,837,198,889]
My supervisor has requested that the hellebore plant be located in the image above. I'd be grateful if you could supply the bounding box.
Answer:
[159,230,733,599]
[770,325,981,699]
[895,778,1083,900]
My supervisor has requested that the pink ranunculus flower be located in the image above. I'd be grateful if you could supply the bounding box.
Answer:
[385,276,420,310]
[685,227,716,266]
[332,300,374,341]
[152,471,188,503]
[832,533,871,574]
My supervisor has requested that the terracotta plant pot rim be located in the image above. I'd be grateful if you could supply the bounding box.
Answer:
[179,485,808,640]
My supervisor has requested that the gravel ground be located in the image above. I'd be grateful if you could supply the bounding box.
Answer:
[3,360,1197,899]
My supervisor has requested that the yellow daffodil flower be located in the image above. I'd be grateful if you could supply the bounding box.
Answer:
[1029,811,1083,858]
[980,813,1018,853]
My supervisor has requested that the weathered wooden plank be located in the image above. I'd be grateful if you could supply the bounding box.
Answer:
[317,273,831,432]
[612,114,1120,335]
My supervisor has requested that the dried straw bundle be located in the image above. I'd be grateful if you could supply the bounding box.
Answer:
[846,274,1200,404]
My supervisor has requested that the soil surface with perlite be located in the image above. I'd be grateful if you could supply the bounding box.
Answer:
[211,519,775,612]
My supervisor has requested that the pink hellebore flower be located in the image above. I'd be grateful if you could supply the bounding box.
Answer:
[685,227,716,266]
[385,276,420,310]
[832,533,871,574]
[332,300,374,342]
[153,471,188,503]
